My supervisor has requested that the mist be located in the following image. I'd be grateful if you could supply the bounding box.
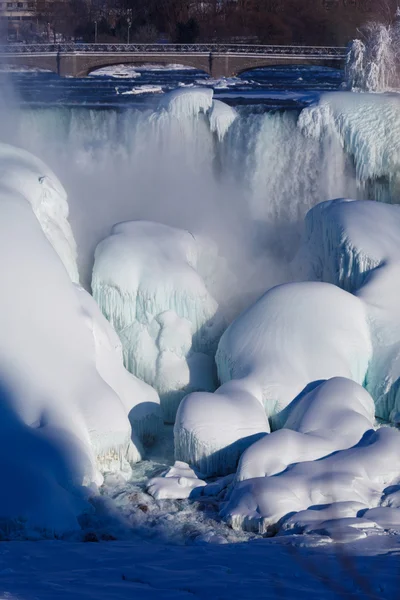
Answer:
[0,74,363,322]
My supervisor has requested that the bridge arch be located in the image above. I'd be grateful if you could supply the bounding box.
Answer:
[77,55,211,78]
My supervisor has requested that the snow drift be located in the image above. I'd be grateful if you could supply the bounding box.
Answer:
[92,221,225,423]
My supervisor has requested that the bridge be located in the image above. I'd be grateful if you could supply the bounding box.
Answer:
[0,43,347,78]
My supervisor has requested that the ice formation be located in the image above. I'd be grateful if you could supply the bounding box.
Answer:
[174,380,270,477]
[298,92,400,186]
[216,281,372,421]
[0,143,79,283]
[147,461,206,500]
[297,198,400,422]
[345,17,400,92]
[236,378,375,482]
[160,87,214,118]
[222,426,400,534]
[208,100,238,141]
[0,149,164,533]
[92,221,225,423]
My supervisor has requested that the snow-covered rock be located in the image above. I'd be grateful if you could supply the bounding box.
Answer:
[216,281,372,421]
[92,221,225,423]
[0,143,79,283]
[146,461,206,500]
[236,378,375,481]
[174,380,270,477]
[221,427,400,534]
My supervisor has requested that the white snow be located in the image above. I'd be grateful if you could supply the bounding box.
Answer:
[174,380,270,477]
[216,281,372,421]
[92,221,225,423]
[0,142,79,283]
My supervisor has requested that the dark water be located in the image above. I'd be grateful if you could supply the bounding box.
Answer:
[5,64,344,109]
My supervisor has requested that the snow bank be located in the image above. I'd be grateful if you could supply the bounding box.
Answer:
[297,199,400,422]
[0,143,79,283]
[222,427,400,534]
[0,182,162,533]
[208,100,238,141]
[216,281,372,421]
[174,380,269,477]
[160,87,213,118]
[92,221,225,423]
[236,378,375,482]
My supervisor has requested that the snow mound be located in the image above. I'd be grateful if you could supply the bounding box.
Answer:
[0,183,160,534]
[92,221,225,423]
[0,143,79,283]
[208,100,238,141]
[216,281,372,420]
[160,87,214,118]
[146,461,206,500]
[222,427,400,534]
[236,378,375,482]
[174,380,270,477]
[296,199,400,422]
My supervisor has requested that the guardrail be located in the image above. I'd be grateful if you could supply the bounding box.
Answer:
[0,43,347,57]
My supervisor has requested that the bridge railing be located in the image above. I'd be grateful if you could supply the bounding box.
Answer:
[0,43,347,57]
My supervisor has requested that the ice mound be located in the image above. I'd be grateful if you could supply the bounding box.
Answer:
[298,92,400,183]
[297,199,400,422]
[221,426,400,534]
[216,281,372,420]
[0,186,157,534]
[160,87,214,118]
[208,100,238,141]
[0,143,79,283]
[146,461,206,500]
[92,221,225,423]
[236,378,375,482]
[174,380,270,477]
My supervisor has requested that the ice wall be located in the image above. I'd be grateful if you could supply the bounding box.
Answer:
[92,221,226,423]
[297,198,400,422]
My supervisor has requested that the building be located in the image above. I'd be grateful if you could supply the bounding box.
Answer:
[1,1,37,41]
